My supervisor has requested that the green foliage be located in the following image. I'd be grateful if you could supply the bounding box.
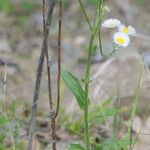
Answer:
[0,0,13,13]
[0,134,5,142]
[20,1,37,13]
[89,107,118,123]
[0,145,6,150]
[134,0,145,5]
[0,116,8,127]
[91,45,97,54]
[0,0,37,14]
[58,107,84,134]
[15,15,28,26]
[94,136,130,150]
[0,100,26,150]
[68,143,84,150]
[61,69,88,110]
[89,99,116,123]
[86,0,99,6]
[63,0,70,8]
[67,118,84,134]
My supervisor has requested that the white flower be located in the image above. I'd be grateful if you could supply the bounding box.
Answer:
[118,25,136,36]
[102,18,121,28]
[113,32,130,47]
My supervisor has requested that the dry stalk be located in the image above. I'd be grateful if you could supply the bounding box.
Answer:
[28,0,56,149]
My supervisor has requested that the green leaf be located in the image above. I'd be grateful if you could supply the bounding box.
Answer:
[87,0,99,6]
[101,108,118,117]
[0,116,8,127]
[68,144,84,150]
[94,136,130,150]
[61,69,88,110]
[0,134,5,142]
[89,107,118,123]
[20,1,37,13]
[0,0,13,13]
[101,98,112,108]
[0,145,6,150]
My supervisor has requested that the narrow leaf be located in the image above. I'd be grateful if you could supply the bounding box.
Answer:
[68,144,84,150]
[94,136,130,150]
[61,69,88,110]
[89,107,118,123]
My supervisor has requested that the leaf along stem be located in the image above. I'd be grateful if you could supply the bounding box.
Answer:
[78,1,105,149]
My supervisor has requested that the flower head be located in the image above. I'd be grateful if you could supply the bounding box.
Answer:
[113,32,130,47]
[119,25,136,36]
[102,18,121,28]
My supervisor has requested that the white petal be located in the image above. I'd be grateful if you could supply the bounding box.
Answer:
[128,26,136,36]
[118,24,136,36]
[113,32,130,47]
[102,18,121,28]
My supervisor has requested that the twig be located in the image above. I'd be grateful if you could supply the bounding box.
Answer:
[42,0,57,149]
[50,1,63,149]
[28,0,56,149]
[55,0,62,118]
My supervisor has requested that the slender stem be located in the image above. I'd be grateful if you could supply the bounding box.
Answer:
[98,0,105,57]
[92,1,100,28]
[78,0,93,31]
[84,108,89,150]
[51,1,63,149]
[84,34,95,150]
[127,71,142,150]
[43,0,62,150]
[78,1,104,149]
[98,0,118,58]
[55,0,62,118]
[82,5,103,149]
[43,1,53,109]
[28,1,56,150]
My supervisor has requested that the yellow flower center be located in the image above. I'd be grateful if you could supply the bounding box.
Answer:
[117,37,125,45]
[122,27,129,34]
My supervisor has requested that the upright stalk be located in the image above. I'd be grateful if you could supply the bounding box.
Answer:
[51,1,62,149]
[28,1,56,149]
[84,33,95,150]
[55,0,62,118]
[42,0,57,149]
[98,0,104,57]
[78,1,103,149]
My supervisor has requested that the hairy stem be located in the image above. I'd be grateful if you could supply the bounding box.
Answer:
[78,1,103,149]
[84,34,95,150]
